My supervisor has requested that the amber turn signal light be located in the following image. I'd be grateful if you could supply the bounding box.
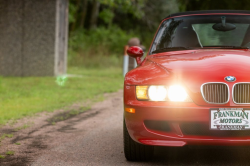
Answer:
[136,86,149,100]
[125,108,135,113]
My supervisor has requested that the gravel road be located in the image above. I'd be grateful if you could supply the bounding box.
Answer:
[1,90,250,165]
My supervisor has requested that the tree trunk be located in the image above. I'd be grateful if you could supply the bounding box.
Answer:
[70,0,81,31]
[80,0,88,28]
[89,0,100,29]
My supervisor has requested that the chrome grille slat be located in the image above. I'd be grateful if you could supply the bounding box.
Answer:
[239,84,241,103]
[247,84,249,103]
[201,83,229,104]
[219,84,222,103]
[223,84,226,101]
[233,83,250,104]
[212,84,215,102]
[244,84,246,103]
[217,84,219,103]
[222,84,224,103]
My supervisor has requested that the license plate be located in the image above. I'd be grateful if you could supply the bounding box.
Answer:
[210,108,250,130]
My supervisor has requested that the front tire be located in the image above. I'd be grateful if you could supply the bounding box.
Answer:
[123,120,154,161]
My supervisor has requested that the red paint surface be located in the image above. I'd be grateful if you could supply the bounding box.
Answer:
[124,12,250,147]
[124,84,250,146]
[124,49,250,146]
[125,49,250,107]
[127,46,144,58]
[127,46,144,65]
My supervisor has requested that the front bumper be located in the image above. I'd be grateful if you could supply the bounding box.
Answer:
[124,86,250,147]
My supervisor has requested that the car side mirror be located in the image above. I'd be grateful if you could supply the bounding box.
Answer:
[127,46,144,65]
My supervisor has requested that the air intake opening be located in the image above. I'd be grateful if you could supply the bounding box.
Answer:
[144,120,171,132]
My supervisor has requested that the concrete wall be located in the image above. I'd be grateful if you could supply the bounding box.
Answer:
[0,0,68,76]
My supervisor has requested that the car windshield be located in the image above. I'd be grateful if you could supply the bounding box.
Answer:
[150,15,250,54]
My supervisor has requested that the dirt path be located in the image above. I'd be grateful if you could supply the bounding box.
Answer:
[0,90,124,166]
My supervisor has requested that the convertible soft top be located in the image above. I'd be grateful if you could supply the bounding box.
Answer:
[165,10,250,19]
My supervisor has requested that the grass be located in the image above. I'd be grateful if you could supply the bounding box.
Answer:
[0,67,123,125]
[68,51,123,68]
[5,151,14,155]
[0,134,14,145]
[14,123,31,132]
[0,134,13,140]
[47,106,91,125]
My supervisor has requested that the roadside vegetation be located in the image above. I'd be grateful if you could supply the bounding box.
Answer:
[68,0,179,68]
[0,67,122,125]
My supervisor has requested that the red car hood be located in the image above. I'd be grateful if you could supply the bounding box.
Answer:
[149,49,250,106]
[149,49,250,84]
[125,49,250,106]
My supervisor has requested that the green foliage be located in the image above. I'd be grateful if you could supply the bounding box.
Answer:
[68,0,180,65]
[99,0,145,19]
[69,25,134,53]
[99,8,114,25]
[68,25,137,67]
[69,2,78,24]
[142,0,179,30]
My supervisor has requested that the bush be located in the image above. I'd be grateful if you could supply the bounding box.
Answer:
[68,26,136,68]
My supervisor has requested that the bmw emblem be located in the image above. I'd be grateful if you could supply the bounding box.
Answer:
[225,76,236,82]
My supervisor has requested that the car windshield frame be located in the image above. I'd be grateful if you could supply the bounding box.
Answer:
[149,14,250,55]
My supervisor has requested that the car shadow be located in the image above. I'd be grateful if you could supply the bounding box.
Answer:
[141,146,250,165]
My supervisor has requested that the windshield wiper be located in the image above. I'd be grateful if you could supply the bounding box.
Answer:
[203,46,249,49]
[152,47,197,54]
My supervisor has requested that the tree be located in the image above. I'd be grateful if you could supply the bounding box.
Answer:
[69,0,148,31]
[89,0,100,29]
[80,0,88,28]
[142,0,179,30]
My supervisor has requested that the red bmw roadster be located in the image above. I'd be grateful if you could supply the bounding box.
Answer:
[123,10,250,161]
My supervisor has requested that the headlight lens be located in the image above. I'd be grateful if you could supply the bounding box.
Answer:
[136,85,192,102]
[148,86,167,101]
[168,85,188,102]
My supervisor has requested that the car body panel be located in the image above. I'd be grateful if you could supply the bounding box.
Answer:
[124,11,250,147]
[124,86,250,146]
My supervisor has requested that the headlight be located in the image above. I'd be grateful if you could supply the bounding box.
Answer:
[136,85,192,102]
[148,86,167,101]
[168,85,188,102]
